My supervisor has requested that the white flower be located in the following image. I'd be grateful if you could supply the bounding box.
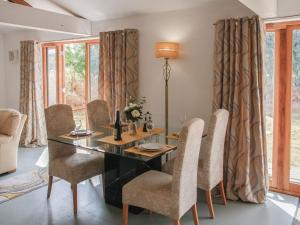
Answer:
[131,110,140,118]
[124,106,129,111]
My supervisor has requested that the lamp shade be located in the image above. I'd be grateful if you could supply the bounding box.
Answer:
[155,42,180,59]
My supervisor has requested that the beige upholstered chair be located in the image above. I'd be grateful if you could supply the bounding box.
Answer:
[87,100,110,130]
[45,104,104,214]
[162,109,229,218]
[122,118,205,225]
[197,109,229,218]
[0,109,27,174]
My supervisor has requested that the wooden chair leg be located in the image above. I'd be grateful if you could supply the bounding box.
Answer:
[173,220,180,225]
[191,204,200,225]
[123,204,129,225]
[71,184,77,214]
[219,181,227,205]
[47,176,53,199]
[206,191,215,218]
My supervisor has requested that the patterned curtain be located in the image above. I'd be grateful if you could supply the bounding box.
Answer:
[99,29,138,120]
[19,41,47,147]
[213,16,268,203]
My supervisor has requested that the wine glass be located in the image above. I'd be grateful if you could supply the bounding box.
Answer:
[74,119,82,132]
[179,113,188,126]
[147,119,154,139]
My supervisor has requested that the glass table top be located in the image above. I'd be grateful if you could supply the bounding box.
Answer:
[48,126,178,162]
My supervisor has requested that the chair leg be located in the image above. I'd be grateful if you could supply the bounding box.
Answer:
[123,204,129,225]
[173,220,180,225]
[71,184,77,214]
[191,204,200,225]
[219,181,227,205]
[206,191,215,218]
[47,176,53,199]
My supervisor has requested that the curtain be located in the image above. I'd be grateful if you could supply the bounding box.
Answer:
[19,40,47,147]
[212,16,268,203]
[99,29,138,120]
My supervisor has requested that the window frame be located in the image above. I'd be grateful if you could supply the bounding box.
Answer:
[265,21,300,196]
[42,39,100,108]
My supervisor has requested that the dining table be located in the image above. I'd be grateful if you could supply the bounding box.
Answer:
[48,125,178,214]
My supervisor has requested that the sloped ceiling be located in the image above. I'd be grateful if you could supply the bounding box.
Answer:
[9,0,227,21]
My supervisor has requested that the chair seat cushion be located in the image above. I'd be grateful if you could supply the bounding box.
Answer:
[50,152,104,184]
[123,170,174,218]
[0,134,13,144]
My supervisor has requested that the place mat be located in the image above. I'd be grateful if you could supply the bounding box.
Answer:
[167,132,180,140]
[101,123,129,129]
[60,131,103,140]
[125,144,176,158]
[97,128,164,146]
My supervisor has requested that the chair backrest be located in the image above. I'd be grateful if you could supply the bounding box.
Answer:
[198,109,229,190]
[87,100,110,131]
[171,118,204,218]
[45,104,76,161]
[45,104,75,139]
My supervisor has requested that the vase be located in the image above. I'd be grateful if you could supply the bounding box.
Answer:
[129,121,138,136]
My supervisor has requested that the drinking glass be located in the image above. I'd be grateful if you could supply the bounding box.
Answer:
[74,119,82,132]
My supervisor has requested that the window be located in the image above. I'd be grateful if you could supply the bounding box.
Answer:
[265,21,300,196]
[42,39,100,129]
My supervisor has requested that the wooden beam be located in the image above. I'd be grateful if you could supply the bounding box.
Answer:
[8,0,31,7]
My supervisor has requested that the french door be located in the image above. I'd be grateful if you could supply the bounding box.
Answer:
[42,39,100,128]
[265,22,300,196]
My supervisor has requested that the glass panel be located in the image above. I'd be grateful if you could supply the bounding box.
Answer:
[47,48,57,106]
[64,43,87,128]
[290,29,300,183]
[264,32,275,177]
[89,44,100,101]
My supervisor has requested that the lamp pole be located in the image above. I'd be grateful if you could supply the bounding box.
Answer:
[163,58,171,144]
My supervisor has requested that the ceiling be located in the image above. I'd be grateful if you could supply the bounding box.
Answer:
[13,0,223,21]
[0,23,27,34]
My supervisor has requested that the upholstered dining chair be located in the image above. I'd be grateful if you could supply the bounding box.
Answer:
[122,118,205,225]
[45,104,104,214]
[162,109,229,219]
[87,100,110,131]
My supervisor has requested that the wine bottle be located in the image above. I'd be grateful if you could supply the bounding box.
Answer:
[143,117,148,132]
[114,110,122,141]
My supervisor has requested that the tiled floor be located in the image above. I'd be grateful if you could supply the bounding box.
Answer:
[0,148,298,225]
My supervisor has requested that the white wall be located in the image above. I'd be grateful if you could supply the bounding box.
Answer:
[3,30,78,110]
[92,1,253,129]
[277,0,300,17]
[0,34,5,107]
[238,0,277,17]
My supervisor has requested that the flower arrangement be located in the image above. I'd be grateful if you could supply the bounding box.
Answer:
[124,96,146,122]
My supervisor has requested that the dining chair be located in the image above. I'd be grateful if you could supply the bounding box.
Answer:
[162,109,229,218]
[45,104,104,214]
[87,100,110,131]
[122,118,205,225]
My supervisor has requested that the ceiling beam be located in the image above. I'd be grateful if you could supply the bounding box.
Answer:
[8,0,31,7]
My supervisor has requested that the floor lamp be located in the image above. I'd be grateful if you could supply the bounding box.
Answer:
[155,42,180,143]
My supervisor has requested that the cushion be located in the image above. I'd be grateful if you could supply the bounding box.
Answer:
[50,152,104,184]
[0,109,21,136]
[123,170,174,218]
[0,134,13,144]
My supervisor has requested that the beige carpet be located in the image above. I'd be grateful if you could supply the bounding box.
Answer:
[0,168,57,204]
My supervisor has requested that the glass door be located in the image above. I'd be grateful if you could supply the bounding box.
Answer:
[265,22,300,196]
